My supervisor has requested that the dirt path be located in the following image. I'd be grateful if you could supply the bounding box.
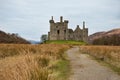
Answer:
[66,46,120,80]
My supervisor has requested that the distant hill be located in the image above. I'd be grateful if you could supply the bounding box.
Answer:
[89,31,105,42]
[29,40,40,44]
[89,28,120,45]
[0,30,30,44]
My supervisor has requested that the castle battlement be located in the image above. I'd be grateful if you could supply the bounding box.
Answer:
[48,16,88,42]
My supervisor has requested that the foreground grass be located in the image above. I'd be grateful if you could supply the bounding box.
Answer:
[80,46,120,74]
[46,40,87,45]
[0,44,70,80]
[52,59,70,80]
[96,58,120,75]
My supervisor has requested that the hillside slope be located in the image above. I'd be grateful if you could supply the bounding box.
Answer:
[89,28,120,45]
[0,30,30,44]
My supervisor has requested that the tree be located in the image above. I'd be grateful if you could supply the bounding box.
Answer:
[41,34,48,43]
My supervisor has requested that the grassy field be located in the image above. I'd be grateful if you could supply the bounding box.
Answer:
[79,46,120,74]
[46,40,87,45]
[1,43,120,80]
[0,44,70,80]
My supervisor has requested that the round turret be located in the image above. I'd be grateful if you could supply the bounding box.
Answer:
[49,20,54,23]
[64,20,69,23]
[49,16,54,23]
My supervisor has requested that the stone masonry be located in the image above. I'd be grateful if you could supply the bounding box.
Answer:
[48,16,88,42]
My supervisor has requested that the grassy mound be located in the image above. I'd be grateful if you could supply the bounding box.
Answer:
[46,40,87,45]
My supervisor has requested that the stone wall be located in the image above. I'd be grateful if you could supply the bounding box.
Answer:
[48,16,88,42]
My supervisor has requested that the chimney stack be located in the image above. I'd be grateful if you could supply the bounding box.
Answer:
[51,16,53,20]
[83,21,85,29]
[60,16,63,22]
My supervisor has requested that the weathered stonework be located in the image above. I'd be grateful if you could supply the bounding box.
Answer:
[48,16,88,42]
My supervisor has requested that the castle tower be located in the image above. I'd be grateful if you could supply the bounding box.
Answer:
[82,21,88,42]
[48,16,54,40]
[48,16,69,40]
[49,16,54,31]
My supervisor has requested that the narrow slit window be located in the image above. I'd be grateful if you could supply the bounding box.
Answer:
[57,30,60,34]
[64,30,66,33]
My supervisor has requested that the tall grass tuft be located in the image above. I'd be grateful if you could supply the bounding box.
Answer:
[80,46,120,74]
[0,44,69,80]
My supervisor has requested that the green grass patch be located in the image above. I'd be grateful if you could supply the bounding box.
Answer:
[46,40,87,45]
[48,47,70,80]
[54,59,70,80]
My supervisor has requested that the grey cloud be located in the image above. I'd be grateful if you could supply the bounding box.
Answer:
[0,0,120,40]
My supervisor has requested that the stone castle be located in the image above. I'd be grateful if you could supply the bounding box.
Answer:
[48,16,88,42]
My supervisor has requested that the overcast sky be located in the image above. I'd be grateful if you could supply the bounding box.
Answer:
[0,0,120,41]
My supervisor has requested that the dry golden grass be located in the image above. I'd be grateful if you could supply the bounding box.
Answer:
[80,46,120,71]
[0,44,69,80]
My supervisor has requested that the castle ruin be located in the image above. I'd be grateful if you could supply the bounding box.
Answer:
[48,16,88,42]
